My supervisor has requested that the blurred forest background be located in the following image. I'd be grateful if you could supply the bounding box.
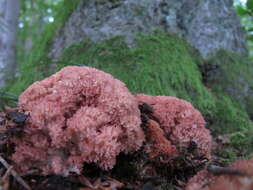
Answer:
[0,0,252,90]
[1,0,253,161]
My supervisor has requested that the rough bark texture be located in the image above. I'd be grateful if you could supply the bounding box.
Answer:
[0,0,7,86]
[0,0,20,87]
[50,0,247,60]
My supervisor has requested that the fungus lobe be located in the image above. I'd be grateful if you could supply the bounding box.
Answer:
[12,66,144,175]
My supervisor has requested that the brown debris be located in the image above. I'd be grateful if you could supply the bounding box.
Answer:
[0,108,30,190]
[0,165,13,184]
[79,176,124,190]
[186,158,253,190]
[0,155,31,190]
[0,107,27,141]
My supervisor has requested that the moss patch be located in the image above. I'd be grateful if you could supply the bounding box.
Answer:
[230,131,253,156]
[205,50,253,117]
[58,33,216,113]
[210,92,253,134]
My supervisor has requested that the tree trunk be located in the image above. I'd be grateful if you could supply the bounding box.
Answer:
[0,0,20,87]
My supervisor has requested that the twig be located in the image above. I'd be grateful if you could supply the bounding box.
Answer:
[0,165,13,183]
[0,156,31,190]
[207,165,246,176]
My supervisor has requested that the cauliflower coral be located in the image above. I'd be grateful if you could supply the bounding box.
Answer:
[12,66,144,175]
[136,94,212,162]
[186,158,253,190]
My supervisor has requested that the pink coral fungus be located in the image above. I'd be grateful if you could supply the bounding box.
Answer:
[136,94,212,161]
[12,66,144,175]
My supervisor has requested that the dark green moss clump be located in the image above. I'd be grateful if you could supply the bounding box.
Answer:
[230,131,253,156]
[205,50,253,117]
[210,93,253,134]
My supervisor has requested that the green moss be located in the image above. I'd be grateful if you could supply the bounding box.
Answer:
[215,150,238,164]
[230,131,253,154]
[210,92,253,134]
[215,131,253,162]
[206,50,253,116]
[203,50,253,152]
[57,33,216,114]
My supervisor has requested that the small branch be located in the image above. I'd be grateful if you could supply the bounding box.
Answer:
[0,155,31,190]
[207,165,246,176]
[0,165,13,183]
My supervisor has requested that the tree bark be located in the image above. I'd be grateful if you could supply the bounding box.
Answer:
[0,0,20,87]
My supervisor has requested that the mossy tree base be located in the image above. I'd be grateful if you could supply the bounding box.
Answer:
[5,32,253,158]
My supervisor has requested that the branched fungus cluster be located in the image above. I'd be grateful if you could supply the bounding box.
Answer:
[11,66,212,178]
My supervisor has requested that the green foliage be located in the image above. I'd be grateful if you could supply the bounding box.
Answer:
[216,150,238,164]
[236,5,248,16]
[227,130,253,158]
[0,90,18,110]
[18,0,63,68]
[234,0,253,58]
[7,0,81,95]
[246,0,253,13]
[230,131,253,155]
